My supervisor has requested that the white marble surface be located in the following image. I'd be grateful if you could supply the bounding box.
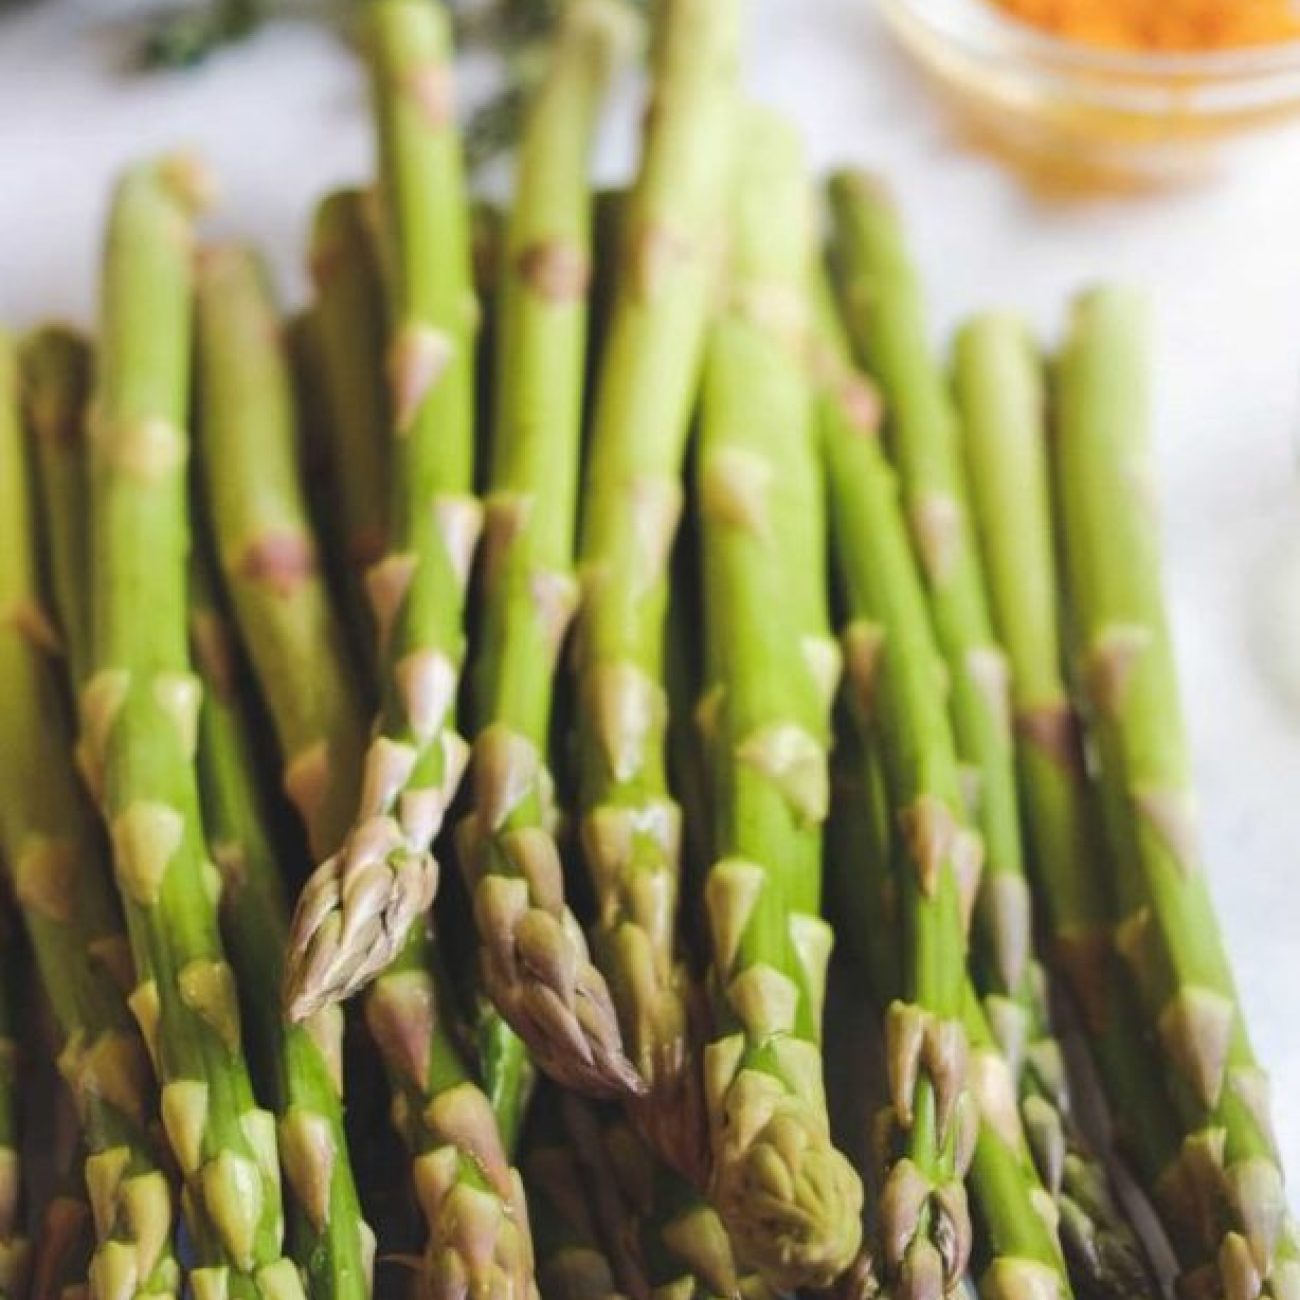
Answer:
[3,0,1300,1177]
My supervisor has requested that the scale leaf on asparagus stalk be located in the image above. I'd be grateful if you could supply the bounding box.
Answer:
[85,155,299,1298]
[284,0,482,1021]
[812,281,978,1300]
[695,115,862,1291]
[189,564,374,1299]
[572,0,742,1146]
[457,0,641,1101]
[952,311,1166,1300]
[1053,286,1299,1300]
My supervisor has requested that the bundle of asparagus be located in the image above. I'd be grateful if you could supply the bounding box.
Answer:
[0,1,1292,1298]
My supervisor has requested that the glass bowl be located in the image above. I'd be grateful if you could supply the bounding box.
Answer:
[879,0,1300,183]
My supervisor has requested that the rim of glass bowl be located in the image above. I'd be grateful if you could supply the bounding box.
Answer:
[880,0,1300,119]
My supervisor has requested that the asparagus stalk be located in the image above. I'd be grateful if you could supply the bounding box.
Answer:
[813,283,977,1300]
[284,0,482,1020]
[2,317,182,1298]
[363,927,537,1297]
[469,199,506,446]
[953,312,1171,1297]
[17,325,94,693]
[456,0,640,1101]
[85,155,297,1297]
[1054,286,1299,1300]
[188,565,373,1298]
[827,167,1042,1098]
[694,116,862,1290]
[305,189,391,666]
[475,998,534,1159]
[194,243,368,864]
[573,0,741,1151]
[0,895,28,1300]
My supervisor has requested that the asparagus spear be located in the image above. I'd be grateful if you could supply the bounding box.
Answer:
[2,319,182,1298]
[1054,286,1298,1300]
[305,189,391,666]
[194,243,369,864]
[189,566,374,1298]
[0,895,28,1300]
[953,312,1171,1297]
[572,0,741,1151]
[456,0,640,1101]
[18,325,94,694]
[363,926,537,1297]
[812,283,976,1300]
[284,0,482,1020]
[694,117,862,1290]
[826,166,1042,1102]
[84,155,297,1297]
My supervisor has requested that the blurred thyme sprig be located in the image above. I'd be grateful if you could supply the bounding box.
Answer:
[140,0,640,167]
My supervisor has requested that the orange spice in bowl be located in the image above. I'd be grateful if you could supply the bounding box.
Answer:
[880,0,1300,184]
[989,0,1300,51]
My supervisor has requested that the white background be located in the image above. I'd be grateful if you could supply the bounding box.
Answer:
[2,0,1299,1179]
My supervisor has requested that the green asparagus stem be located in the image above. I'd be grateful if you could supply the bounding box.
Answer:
[2,317,182,1299]
[305,189,391,668]
[573,0,741,1158]
[946,332,1190,1258]
[470,199,506,452]
[827,162,1039,1117]
[587,188,626,392]
[189,566,373,1298]
[475,1001,534,1159]
[1054,285,1299,1300]
[695,117,862,1290]
[363,927,537,1297]
[17,325,94,693]
[814,283,976,1300]
[0,894,28,1300]
[194,243,369,864]
[85,155,297,1297]
[953,311,1169,1299]
[456,0,640,1102]
[284,0,483,1020]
